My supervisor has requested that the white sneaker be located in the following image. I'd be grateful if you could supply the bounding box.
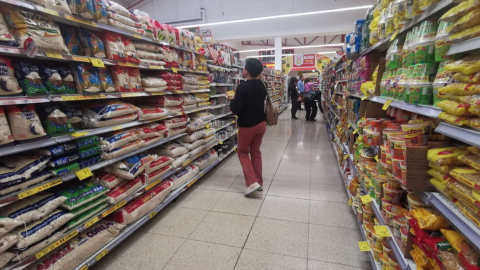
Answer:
[245,182,261,196]
[258,186,263,191]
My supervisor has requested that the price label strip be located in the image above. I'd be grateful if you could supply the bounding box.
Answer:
[360,194,373,204]
[72,56,90,62]
[102,200,127,217]
[187,177,199,187]
[65,15,97,26]
[382,99,392,110]
[358,241,371,252]
[361,96,368,101]
[145,178,162,191]
[95,249,108,261]
[84,216,99,229]
[35,230,78,259]
[348,198,352,206]
[132,33,142,39]
[18,179,63,199]
[78,265,89,270]
[353,129,358,135]
[76,167,93,181]
[344,154,349,160]
[171,67,178,73]
[90,58,105,68]
[46,52,64,59]
[374,225,391,237]
[71,131,90,138]
[149,210,157,219]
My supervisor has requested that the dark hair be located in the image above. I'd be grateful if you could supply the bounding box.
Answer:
[305,78,311,83]
[299,76,303,79]
[289,77,298,86]
[245,58,263,78]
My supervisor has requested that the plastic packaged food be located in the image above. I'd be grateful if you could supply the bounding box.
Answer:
[411,207,450,230]
[106,154,154,180]
[419,0,440,11]
[98,68,115,93]
[0,57,21,96]
[407,82,432,105]
[450,167,480,192]
[106,177,142,204]
[74,63,101,93]
[14,61,48,96]
[104,32,125,61]
[444,55,480,75]
[439,83,480,96]
[440,0,480,23]
[428,147,468,165]
[438,112,471,126]
[111,66,130,92]
[436,100,471,116]
[0,12,18,47]
[122,37,140,64]
[6,105,46,141]
[401,123,429,146]
[128,68,142,92]
[80,28,105,58]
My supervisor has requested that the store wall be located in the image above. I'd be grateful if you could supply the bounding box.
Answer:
[129,0,375,41]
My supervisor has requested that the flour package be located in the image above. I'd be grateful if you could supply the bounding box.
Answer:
[138,106,168,120]
[165,126,187,137]
[83,101,139,120]
[151,143,187,158]
[101,139,143,160]
[106,177,142,204]
[14,61,48,96]
[0,106,13,146]
[15,210,74,249]
[105,153,154,180]
[94,172,124,189]
[168,165,198,189]
[194,150,218,170]
[6,105,46,142]
[0,57,21,96]
[0,12,18,47]
[181,130,205,143]
[26,220,124,270]
[172,153,189,168]
[139,122,168,139]
[99,68,115,92]
[100,129,142,151]
[104,32,125,61]
[61,183,107,211]
[141,164,173,184]
[79,28,106,58]
[113,181,172,225]
[110,66,130,92]
[163,116,189,128]
[0,193,67,224]
[146,155,174,174]
[128,68,142,92]
[123,37,140,64]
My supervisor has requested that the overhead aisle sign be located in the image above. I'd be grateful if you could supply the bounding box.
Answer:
[281,54,331,75]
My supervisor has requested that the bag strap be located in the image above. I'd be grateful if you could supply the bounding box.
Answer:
[262,80,270,101]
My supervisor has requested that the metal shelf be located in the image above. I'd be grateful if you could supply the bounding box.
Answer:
[207,65,234,72]
[210,83,235,87]
[218,130,238,144]
[210,103,228,109]
[210,94,227,98]
[448,36,480,55]
[212,112,234,120]
[364,97,442,118]
[435,122,480,148]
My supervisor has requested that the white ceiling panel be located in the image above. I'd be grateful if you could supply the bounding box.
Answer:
[219,0,292,21]
[292,0,375,13]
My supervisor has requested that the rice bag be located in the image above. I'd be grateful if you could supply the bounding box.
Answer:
[101,139,143,160]
[128,68,142,92]
[189,145,206,158]
[165,126,187,137]
[139,58,166,66]
[159,72,182,80]
[61,183,107,210]
[137,50,164,60]
[106,1,132,17]
[79,28,105,58]
[39,67,65,94]
[59,24,82,55]
[100,129,141,151]
[15,210,74,248]
[168,165,198,189]
[142,135,163,146]
[141,77,167,87]
[0,57,21,96]
[0,12,17,47]
[181,130,205,143]
[183,95,199,105]
[93,0,108,23]
[107,11,141,28]
[14,61,48,96]
[99,68,115,92]
[0,252,14,268]
[139,122,168,139]
[150,143,187,158]
[43,109,75,137]
[460,152,480,171]
[145,155,174,174]
[67,202,107,229]
[143,86,167,92]
[0,171,52,196]
[194,150,218,170]
[182,139,206,151]
[106,177,142,205]
[108,19,145,35]
[47,146,100,167]
[138,106,168,120]
[163,116,189,128]
[105,153,154,180]
[0,106,13,146]
[104,32,125,61]
[57,67,75,94]
[74,0,95,20]
[204,128,215,137]
[12,227,67,262]
[94,172,124,189]
[123,37,140,64]
[438,112,471,126]
[133,41,161,52]
[74,63,101,93]
[111,66,130,92]
[6,104,46,141]
[83,101,139,120]
[113,181,172,225]
[172,153,189,168]
[50,162,79,176]
[149,96,183,107]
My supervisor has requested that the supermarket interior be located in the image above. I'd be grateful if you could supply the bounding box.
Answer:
[3,0,480,269]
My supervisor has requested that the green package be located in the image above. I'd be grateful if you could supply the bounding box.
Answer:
[67,202,108,229]
[61,183,107,211]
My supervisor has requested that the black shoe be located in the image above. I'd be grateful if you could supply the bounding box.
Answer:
[310,119,316,121]
[306,118,310,121]
[292,116,298,119]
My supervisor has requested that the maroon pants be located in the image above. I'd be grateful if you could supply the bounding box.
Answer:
[237,121,266,187]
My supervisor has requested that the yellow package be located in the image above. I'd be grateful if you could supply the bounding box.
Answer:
[441,94,471,103]
[438,112,471,126]
[468,118,480,130]
[448,9,480,34]
[468,146,480,156]
[431,178,449,195]
[411,208,450,230]
[441,0,480,23]
[427,147,468,165]
[436,100,472,116]
[450,24,480,45]
[448,179,480,202]
[460,152,480,171]
[438,83,480,95]
[428,169,454,182]
[455,199,480,228]
[450,167,480,191]
[444,55,480,75]
[441,229,466,253]
[452,72,480,83]
[429,161,456,173]
[410,244,431,270]
[361,81,376,96]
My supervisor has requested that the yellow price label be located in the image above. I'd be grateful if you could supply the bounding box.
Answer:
[78,265,88,270]
[102,200,127,217]
[90,58,105,68]
[374,225,391,237]
[187,177,198,187]
[46,52,64,59]
[118,61,139,67]
[382,99,392,110]
[219,141,223,145]
[353,129,358,135]
[150,92,166,95]
[65,15,97,26]
[375,155,379,162]
[234,147,237,151]
[121,93,143,97]
[132,33,142,39]
[348,123,352,128]
[360,194,373,204]
[344,154,349,160]
[182,160,191,167]
[84,216,99,228]
[111,125,123,131]
[348,198,352,206]
[35,230,78,259]
[206,123,210,128]
[359,241,371,252]
[71,131,90,138]
[390,30,401,41]
[72,56,90,62]
[145,179,162,191]
[149,210,157,219]
[361,96,367,101]
[333,138,337,142]
[18,179,63,199]
[149,65,164,69]
[61,95,78,101]
[40,8,59,16]
[337,105,341,110]
[171,67,178,73]
[95,249,108,261]
[75,167,93,181]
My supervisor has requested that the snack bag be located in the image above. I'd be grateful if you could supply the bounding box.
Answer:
[411,207,450,230]
[80,28,106,58]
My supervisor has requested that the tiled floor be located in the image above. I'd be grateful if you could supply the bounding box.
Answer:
[93,108,372,270]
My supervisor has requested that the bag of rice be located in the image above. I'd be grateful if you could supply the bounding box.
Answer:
[0,193,67,224]
[142,135,163,146]
[12,227,67,262]
[138,106,168,120]
[164,79,182,86]
[101,129,142,151]
[137,50,164,60]
[139,58,166,66]
[139,122,168,139]
[94,172,124,189]
[141,164,173,185]
[194,150,218,170]
[79,28,105,58]
[98,68,115,92]
[104,32,125,61]
[123,37,140,64]
[25,220,124,270]
[0,57,21,96]
[107,11,141,28]
[14,61,48,96]
[6,105,46,142]
[191,112,214,121]
[106,176,142,205]
[69,196,107,218]
[150,143,187,158]
[110,66,130,92]
[61,183,107,211]
[0,12,18,47]
[93,0,108,23]
[143,86,167,93]
[0,217,21,238]
[0,252,14,268]
[133,41,161,52]
[67,202,107,229]
[0,106,13,146]
[182,139,206,151]
[172,153,189,168]
[168,165,198,189]
[204,128,215,137]
[105,153,154,180]
[108,19,145,35]
[141,77,167,87]
[159,72,182,80]
[15,210,74,248]
[0,171,53,196]
[146,155,174,173]
[74,63,101,93]
[180,130,205,143]
[183,95,199,105]
[106,1,132,17]
[165,126,187,137]
[0,233,19,253]
[189,145,206,158]
[47,146,101,168]
[0,155,50,184]
[101,139,143,160]
[113,181,172,225]
[128,68,142,92]
[163,116,189,128]
[83,101,139,120]
[183,105,197,112]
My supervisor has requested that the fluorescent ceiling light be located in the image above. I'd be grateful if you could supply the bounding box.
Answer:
[247,52,336,58]
[177,5,372,28]
[236,44,342,53]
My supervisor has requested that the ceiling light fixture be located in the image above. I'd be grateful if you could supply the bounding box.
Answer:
[236,44,342,53]
[176,5,372,28]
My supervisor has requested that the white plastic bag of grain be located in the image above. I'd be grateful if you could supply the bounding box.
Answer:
[133,41,160,52]
[0,193,67,224]
[83,101,139,120]
[101,139,143,160]
[205,134,215,143]
[61,183,107,211]
[186,118,204,132]
[141,77,167,87]
[189,145,206,158]
[166,106,182,114]
[148,96,183,107]
[172,153,189,168]
[107,11,141,28]
[0,171,53,196]
[70,197,107,218]
[13,227,67,262]
[144,86,167,93]
[106,177,142,205]
[0,233,19,253]
[204,128,215,137]
[182,104,197,112]
[0,217,21,237]
[182,84,198,90]
[163,116,189,128]
[113,181,172,225]
[191,112,214,121]
[0,57,22,96]
[143,135,163,146]
[141,164,173,185]
[145,156,174,173]
[26,220,124,270]
[94,172,124,189]
[6,105,46,142]
[181,130,205,143]
[108,19,144,35]
[181,74,197,84]
[182,95,199,105]
[139,123,168,139]
[138,106,168,120]
[15,210,74,249]
[105,154,154,180]
[128,68,142,91]
[139,58,166,66]
[194,150,218,170]
[0,106,13,146]
[137,50,164,60]
[100,129,142,151]
[182,139,206,151]
[0,155,50,184]
[168,165,199,189]
[106,1,132,18]
[82,113,138,129]
[150,143,187,158]
[0,252,14,268]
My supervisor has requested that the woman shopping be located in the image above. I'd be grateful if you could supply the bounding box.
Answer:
[303,78,319,121]
[288,77,299,119]
[229,58,267,196]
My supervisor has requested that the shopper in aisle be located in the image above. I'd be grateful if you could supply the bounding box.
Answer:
[288,77,299,119]
[229,58,267,196]
[297,76,304,110]
[304,78,319,121]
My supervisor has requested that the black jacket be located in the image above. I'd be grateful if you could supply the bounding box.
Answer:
[230,79,267,127]
[289,84,298,100]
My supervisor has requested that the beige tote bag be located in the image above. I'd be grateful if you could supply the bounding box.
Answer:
[263,81,278,126]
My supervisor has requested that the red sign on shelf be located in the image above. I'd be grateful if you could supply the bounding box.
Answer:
[293,54,315,67]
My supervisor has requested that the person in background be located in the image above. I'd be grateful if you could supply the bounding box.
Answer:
[297,76,304,110]
[229,58,267,196]
[303,78,319,121]
[288,77,299,119]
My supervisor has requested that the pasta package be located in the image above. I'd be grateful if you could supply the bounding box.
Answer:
[440,0,480,22]
[104,32,125,61]
[0,57,21,96]
[427,147,468,165]
[461,152,480,171]
[450,167,480,192]
[444,55,480,75]
[436,100,471,116]
[452,72,480,84]
[80,28,106,58]
[438,112,472,126]
[448,9,480,34]
[411,207,450,230]
[438,83,480,96]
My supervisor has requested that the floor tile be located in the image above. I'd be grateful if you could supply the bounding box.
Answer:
[196,174,237,191]
[267,180,310,200]
[163,240,241,270]
[311,160,341,172]
[310,183,348,203]
[174,188,224,210]
[309,201,357,229]
[189,211,255,247]
[142,206,208,238]
[310,170,344,186]
[278,159,311,170]
[212,191,264,216]
[245,217,308,258]
[259,196,310,223]
[309,224,371,268]
[273,168,311,183]
[308,259,372,270]
[235,249,307,270]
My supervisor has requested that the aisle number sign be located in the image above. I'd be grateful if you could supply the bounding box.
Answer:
[359,241,371,252]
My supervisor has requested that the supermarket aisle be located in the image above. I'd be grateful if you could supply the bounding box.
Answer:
[93,109,371,270]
